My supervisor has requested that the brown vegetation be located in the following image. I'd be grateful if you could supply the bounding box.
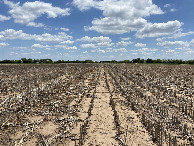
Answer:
[0,64,193,146]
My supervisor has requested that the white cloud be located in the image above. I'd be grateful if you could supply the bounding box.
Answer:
[166,49,175,53]
[11,47,27,49]
[175,48,192,51]
[77,36,112,43]
[60,40,74,45]
[116,41,132,46]
[172,31,194,38]
[60,28,70,31]
[100,47,128,53]
[0,14,11,21]
[141,48,158,52]
[31,43,77,50]
[74,0,164,34]
[85,17,147,34]
[91,48,106,53]
[170,8,176,12]
[80,42,113,48]
[164,4,171,8]
[157,41,189,47]
[97,42,114,47]
[66,46,77,50]
[155,38,165,42]
[0,29,72,42]
[80,43,96,48]
[191,39,194,44]
[4,0,70,27]
[34,32,72,42]
[0,42,9,47]
[114,48,127,53]
[134,43,146,47]
[121,37,131,41]
[45,48,51,50]
[131,47,158,56]
[131,52,138,55]
[55,45,77,50]
[21,52,42,55]
[135,20,183,38]
[83,51,88,54]
[131,48,158,52]
[98,49,106,53]
[190,39,194,47]
[0,29,32,40]
[155,31,194,42]
[32,44,50,48]
[185,50,194,55]
[79,36,114,48]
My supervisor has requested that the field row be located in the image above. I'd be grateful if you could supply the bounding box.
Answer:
[0,64,193,146]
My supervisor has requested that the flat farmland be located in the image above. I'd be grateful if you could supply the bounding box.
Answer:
[0,64,193,146]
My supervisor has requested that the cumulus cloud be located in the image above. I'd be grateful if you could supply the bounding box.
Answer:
[91,48,106,53]
[77,36,112,43]
[131,47,158,56]
[155,31,194,42]
[121,37,131,41]
[112,48,127,53]
[4,0,70,27]
[98,49,106,53]
[190,39,194,47]
[79,36,114,48]
[116,41,132,46]
[32,44,50,48]
[35,32,72,42]
[170,8,176,12]
[166,49,175,54]
[91,48,127,54]
[175,48,192,51]
[60,28,70,31]
[131,48,158,52]
[80,43,96,49]
[134,43,146,47]
[0,14,11,21]
[60,40,74,45]
[0,42,9,47]
[11,47,27,49]
[80,42,113,48]
[164,4,171,8]
[0,29,72,42]
[97,42,114,47]
[55,45,77,50]
[83,51,88,54]
[0,29,32,40]
[191,39,194,44]
[171,31,194,38]
[85,17,148,34]
[74,0,164,34]
[157,41,189,47]
[31,43,77,50]
[140,48,158,52]
[135,20,183,38]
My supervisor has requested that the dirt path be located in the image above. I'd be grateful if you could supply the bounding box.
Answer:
[84,69,118,146]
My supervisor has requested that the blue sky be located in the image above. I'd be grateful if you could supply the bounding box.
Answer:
[0,0,193,61]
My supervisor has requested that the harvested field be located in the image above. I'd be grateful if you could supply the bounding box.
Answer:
[0,64,193,146]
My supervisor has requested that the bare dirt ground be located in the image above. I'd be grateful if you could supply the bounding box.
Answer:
[107,74,156,146]
[0,67,162,146]
[82,68,155,146]
[84,69,118,145]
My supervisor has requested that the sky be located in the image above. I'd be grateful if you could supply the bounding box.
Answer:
[0,0,194,61]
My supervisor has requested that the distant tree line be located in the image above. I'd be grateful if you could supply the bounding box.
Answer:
[0,58,193,64]
[130,58,194,64]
